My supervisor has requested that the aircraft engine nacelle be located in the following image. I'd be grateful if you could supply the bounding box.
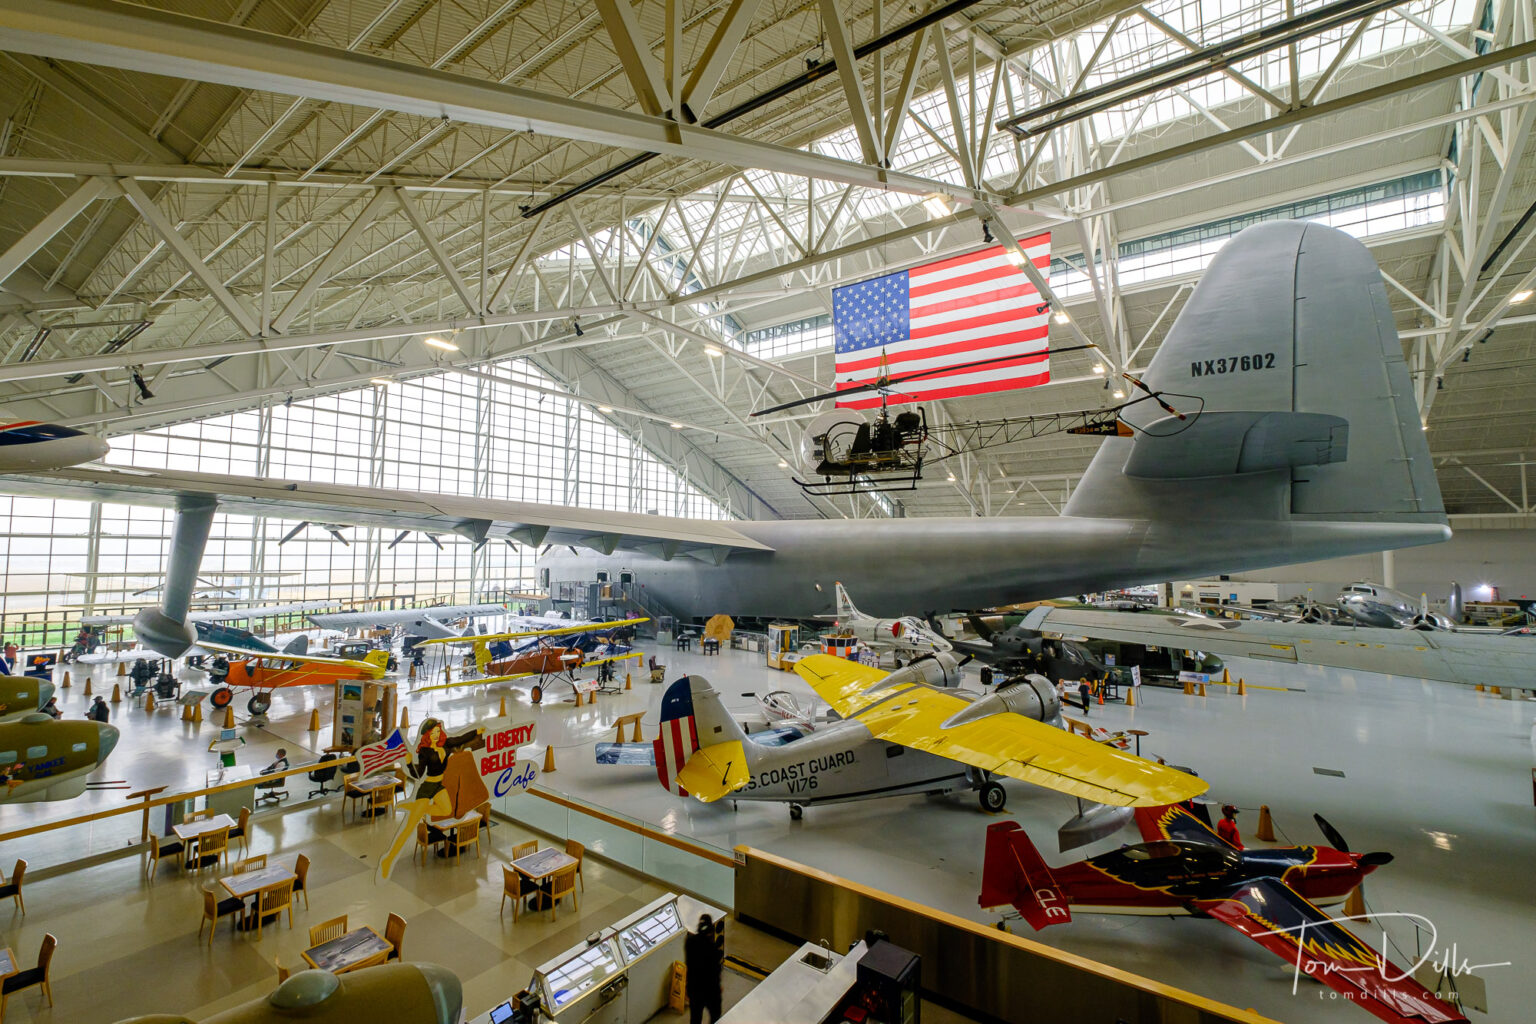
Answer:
[113,963,462,1024]
[800,410,866,471]
[133,606,197,659]
[941,674,1059,729]
[883,651,963,688]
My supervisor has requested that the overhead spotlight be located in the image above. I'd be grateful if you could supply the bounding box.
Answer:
[369,377,393,386]
[1436,376,1445,390]
[597,405,613,413]
[572,319,584,337]
[1053,310,1071,324]
[946,472,957,482]
[1462,349,1471,362]
[670,422,683,429]
[129,367,154,401]
[1512,289,1533,304]
[704,344,723,357]
[1112,388,1126,399]
[981,221,994,244]
[922,193,951,219]
[777,459,789,468]
[1091,363,1105,374]
[1003,246,1026,267]
[424,335,458,351]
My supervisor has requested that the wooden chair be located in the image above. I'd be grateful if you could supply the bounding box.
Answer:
[273,955,290,984]
[185,808,213,822]
[146,836,184,881]
[293,853,311,910]
[511,840,538,861]
[342,775,367,821]
[565,839,585,892]
[229,805,252,855]
[192,826,231,873]
[199,886,244,944]
[0,859,25,914]
[368,785,394,821]
[253,879,295,940]
[546,865,578,921]
[0,933,54,1017]
[413,822,433,866]
[500,866,526,922]
[308,915,347,946]
[449,819,481,861]
[384,912,406,962]
[234,854,267,873]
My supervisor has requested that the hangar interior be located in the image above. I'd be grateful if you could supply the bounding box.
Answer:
[0,0,1532,1023]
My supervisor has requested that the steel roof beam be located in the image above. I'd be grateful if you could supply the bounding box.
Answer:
[0,0,994,207]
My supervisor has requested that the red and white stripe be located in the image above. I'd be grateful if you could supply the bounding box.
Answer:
[653,715,699,796]
[836,235,1051,408]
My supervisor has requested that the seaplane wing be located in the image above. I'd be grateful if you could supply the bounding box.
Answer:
[794,655,1206,807]
[5,466,772,563]
[81,601,335,626]
[414,617,648,646]
[1192,877,1468,1024]
[1017,606,1535,689]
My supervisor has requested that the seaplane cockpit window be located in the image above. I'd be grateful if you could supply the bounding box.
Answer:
[27,745,47,759]
[0,751,13,763]
[72,742,88,753]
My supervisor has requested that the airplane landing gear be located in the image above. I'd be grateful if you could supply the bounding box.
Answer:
[247,692,272,716]
[978,781,1006,812]
[210,686,233,709]
[789,803,804,821]
[530,684,544,704]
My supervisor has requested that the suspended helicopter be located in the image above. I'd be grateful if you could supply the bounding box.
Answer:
[750,346,1204,496]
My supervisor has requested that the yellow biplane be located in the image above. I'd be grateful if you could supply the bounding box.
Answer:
[415,617,647,702]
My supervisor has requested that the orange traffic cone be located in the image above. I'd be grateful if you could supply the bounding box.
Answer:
[1221,667,1232,685]
[498,695,507,717]
[542,745,556,773]
[1197,682,1208,697]
[145,692,155,713]
[111,683,121,703]
[625,672,632,691]
[1475,683,1485,692]
[61,670,71,689]
[307,708,320,732]
[408,661,416,679]
[1237,678,1247,696]
[399,706,410,731]
[1255,804,1276,842]
[1490,685,1502,695]
[223,707,235,729]
[1345,885,1367,921]
[1125,687,1136,707]
[117,661,126,677]
[83,678,92,697]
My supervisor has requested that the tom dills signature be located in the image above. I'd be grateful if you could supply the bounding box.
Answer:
[1255,911,1511,996]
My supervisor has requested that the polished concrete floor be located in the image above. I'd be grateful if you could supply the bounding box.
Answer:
[8,646,1532,1023]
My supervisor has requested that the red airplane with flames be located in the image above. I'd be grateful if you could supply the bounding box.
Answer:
[980,804,1467,1024]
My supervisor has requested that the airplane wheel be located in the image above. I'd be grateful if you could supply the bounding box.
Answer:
[995,921,1010,933]
[531,685,543,704]
[247,692,272,716]
[979,782,1006,813]
[210,687,233,709]
[789,803,803,821]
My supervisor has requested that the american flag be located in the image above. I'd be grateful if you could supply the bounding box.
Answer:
[832,234,1052,408]
[357,728,408,778]
[652,715,699,797]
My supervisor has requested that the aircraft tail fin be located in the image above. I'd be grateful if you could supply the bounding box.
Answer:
[979,821,1072,930]
[282,635,309,656]
[1064,222,1445,532]
[834,581,860,623]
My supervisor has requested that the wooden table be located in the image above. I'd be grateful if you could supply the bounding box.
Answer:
[512,848,577,909]
[347,775,401,820]
[220,866,297,930]
[172,813,235,842]
[425,811,481,858]
[302,926,392,974]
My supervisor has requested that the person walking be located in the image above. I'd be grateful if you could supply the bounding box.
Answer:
[1078,679,1092,715]
[684,913,724,1024]
[87,696,110,722]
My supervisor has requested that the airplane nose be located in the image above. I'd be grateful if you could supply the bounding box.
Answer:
[84,436,110,462]
[97,723,120,762]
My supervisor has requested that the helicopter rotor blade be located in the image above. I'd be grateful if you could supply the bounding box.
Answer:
[750,343,1101,418]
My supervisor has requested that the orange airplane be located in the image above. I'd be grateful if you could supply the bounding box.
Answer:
[201,643,391,713]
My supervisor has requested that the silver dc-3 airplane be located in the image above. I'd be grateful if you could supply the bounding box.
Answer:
[597,654,1205,822]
